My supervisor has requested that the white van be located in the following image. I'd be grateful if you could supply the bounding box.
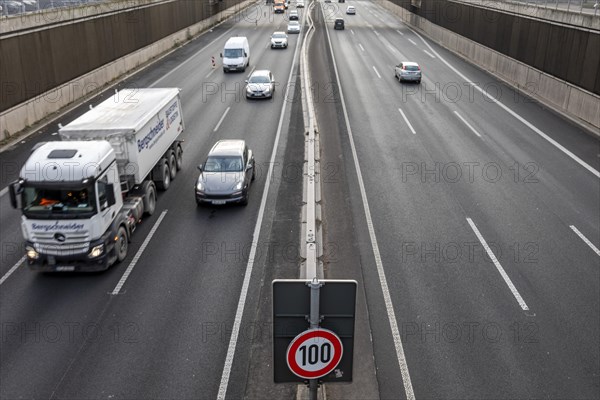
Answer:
[221,37,250,73]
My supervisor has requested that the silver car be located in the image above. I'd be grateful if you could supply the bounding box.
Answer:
[195,140,255,206]
[245,70,275,99]
[271,31,288,49]
[395,61,422,83]
[287,20,300,34]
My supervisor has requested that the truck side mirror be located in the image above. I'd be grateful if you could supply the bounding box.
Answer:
[106,184,116,207]
[244,51,248,57]
[8,181,22,209]
[220,53,223,58]
[197,165,203,172]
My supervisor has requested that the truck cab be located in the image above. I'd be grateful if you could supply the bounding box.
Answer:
[10,141,127,271]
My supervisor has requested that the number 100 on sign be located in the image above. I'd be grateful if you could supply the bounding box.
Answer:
[286,328,344,379]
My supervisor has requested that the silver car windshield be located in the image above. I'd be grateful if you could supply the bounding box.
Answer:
[249,76,270,84]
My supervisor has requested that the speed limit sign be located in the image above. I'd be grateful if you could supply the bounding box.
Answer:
[286,328,343,379]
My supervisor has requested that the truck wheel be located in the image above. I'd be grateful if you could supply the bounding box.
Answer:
[168,151,177,180]
[155,161,171,191]
[116,226,128,263]
[175,145,183,170]
[142,181,156,216]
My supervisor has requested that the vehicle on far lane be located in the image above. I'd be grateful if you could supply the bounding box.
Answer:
[195,140,255,206]
[289,9,299,20]
[334,18,345,30]
[271,31,288,48]
[287,20,300,33]
[395,61,422,83]
[346,5,355,14]
[245,70,276,99]
[296,0,304,7]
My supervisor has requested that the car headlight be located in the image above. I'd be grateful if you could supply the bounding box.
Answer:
[26,246,39,260]
[233,181,243,191]
[196,180,204,192]
[88,244,104,258]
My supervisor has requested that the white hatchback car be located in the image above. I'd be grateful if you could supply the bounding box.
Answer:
[287,20,300,33]
[346,5,356,14]
[271,31,288,48]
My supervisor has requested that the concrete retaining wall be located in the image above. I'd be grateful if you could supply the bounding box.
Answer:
[383,1,600,134]
[0,0,255,140]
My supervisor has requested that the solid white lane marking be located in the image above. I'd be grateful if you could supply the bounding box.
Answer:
[214,107,231,132]
[408,38,417,46]
[398,108,416,134]
[0,187,7,198]
[570,225,600,256]
[359,43,365,51]
[111,210,168,295]
[324,14,415,400]
[0,256,26,286]
[454,111,482,137]
[410,29,600,179]
[396,29,404,36]
[216,23,305,400]
[466,218,530,311]
[373,65,381,79]
[423,50,435,58]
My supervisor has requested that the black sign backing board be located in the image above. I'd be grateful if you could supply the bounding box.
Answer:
[273,279,356,383]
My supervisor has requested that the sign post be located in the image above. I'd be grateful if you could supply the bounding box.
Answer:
[308,278,322,400]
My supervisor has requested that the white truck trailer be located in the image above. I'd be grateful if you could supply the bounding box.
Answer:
[9,88,184,272]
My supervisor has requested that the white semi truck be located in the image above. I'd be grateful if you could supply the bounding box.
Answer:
[9,88,184,272]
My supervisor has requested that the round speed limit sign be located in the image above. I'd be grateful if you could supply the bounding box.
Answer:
[286,328,343,379]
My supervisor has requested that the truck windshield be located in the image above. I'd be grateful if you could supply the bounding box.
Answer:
[224,49,243,58]
[22,186,97,218]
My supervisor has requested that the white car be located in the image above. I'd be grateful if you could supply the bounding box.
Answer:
[271,31,288,48]
[287,20,300,34]
[246,70,276,99]
[296,0,305,7]
[346,5,356,14]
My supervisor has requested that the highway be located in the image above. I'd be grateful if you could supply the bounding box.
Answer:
[1,1,599,399]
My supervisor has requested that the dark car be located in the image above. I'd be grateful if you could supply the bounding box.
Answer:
[334,18,344,30]
[195,140,255,206]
